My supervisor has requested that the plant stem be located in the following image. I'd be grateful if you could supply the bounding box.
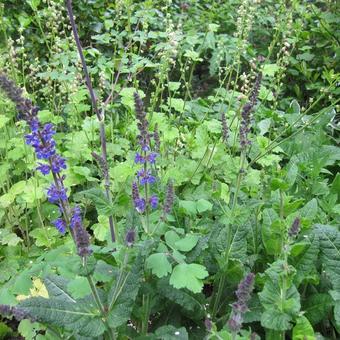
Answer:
[84,259,115,340]
[66,0,116,243]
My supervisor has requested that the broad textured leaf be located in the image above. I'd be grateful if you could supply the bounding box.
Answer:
[259,261,300,331]
[44,275,76,303]
[261,309,292,331]
[314,225,340,291]
[292,316,314,340]
[19,297,105,337]
[303,293,333,325]
[157,278,204,318]
[81,188,114,216]
[155,325,188,340]
[261,208,282,256]
[146,253,172,278]
[293,232,319,286]
[107,257,142,328]
[169,263,208,293]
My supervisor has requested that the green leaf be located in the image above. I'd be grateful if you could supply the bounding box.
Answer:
[261,208,283,256]
[19,297,106,337]
[67,277,91,299]
[179,200,196,215]
[175,234,199,252]
[293,233,319,286]
[168,98,185,113]
[107,257,142,328]
[30,228,59,247]
[314,225,340,291]
[44,275,76,303]
[169,263,208,293]
[155,325,189,340]
[303,293,333,325]
[81,188,114,216]
[263,63,280,77]
[157,278,204,318]
[196,199,213,213]
[259,261,301,331]
[261,309,292,331]
[146,253,172,278]
[292,316,315,340]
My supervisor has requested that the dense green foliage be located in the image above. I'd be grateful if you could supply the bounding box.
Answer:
[0,0,339,339]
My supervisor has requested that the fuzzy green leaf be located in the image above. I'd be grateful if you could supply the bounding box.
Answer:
[19,297,105,337]
[169,263,208,293]
[146,253,172,278]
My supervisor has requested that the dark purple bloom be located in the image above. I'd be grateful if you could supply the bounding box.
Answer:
[52,218,66,234]
[147,152,158,164]
[227,273,255,333]
[134,153,145,164]
[204,318,212,331]
[149,195,158,209]
[134,92,150,151]
[70,206,82,229]
[137,169,156,185]
[36,162,51,175]
[47,183,67,203]
[239,72,262,150]
[125,229,135,247]
[0,304,34,322]
[135,198,146,213]
[50,154,66,173]
[163,181,174,215]
[71,206,91,257]
[288,217,300,238]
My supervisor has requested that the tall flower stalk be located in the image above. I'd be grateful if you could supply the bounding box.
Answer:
[132,92,159,233]
[0,73,92,256]
[0,73,114,339]
[65,0,117,243]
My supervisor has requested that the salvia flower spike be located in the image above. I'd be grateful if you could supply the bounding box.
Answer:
[239,72,262,150]
[0,73,91,257]
[227,272,255,333]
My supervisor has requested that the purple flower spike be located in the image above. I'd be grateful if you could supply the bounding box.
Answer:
[125,229,135,247]
[149,195,158,209]
[47,183,67,203]
[52,218,67,234]
[135,153,145,164]
[36,163,51,175]
[227,273,255,334]
[71,206,91,257]
[50,154,67,173]
[147,152,158,164]
[288,217,300,238]
[135,198,146,213]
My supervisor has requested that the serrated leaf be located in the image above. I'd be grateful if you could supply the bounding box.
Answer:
[146,253,172,278]
[157,278,204,317]
[44,276,76,303]
[19,297,105,337]
[155,325,189,340]
[169,263,208,293]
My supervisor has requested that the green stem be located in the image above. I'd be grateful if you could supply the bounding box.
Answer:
[84,260,115,340]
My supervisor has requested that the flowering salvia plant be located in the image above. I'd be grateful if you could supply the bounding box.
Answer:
[0,1,339,339]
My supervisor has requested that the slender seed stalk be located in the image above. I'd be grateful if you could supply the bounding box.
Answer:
[65,0,116,243]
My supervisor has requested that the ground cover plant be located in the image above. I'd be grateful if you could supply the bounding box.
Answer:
[0,0,339,339]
